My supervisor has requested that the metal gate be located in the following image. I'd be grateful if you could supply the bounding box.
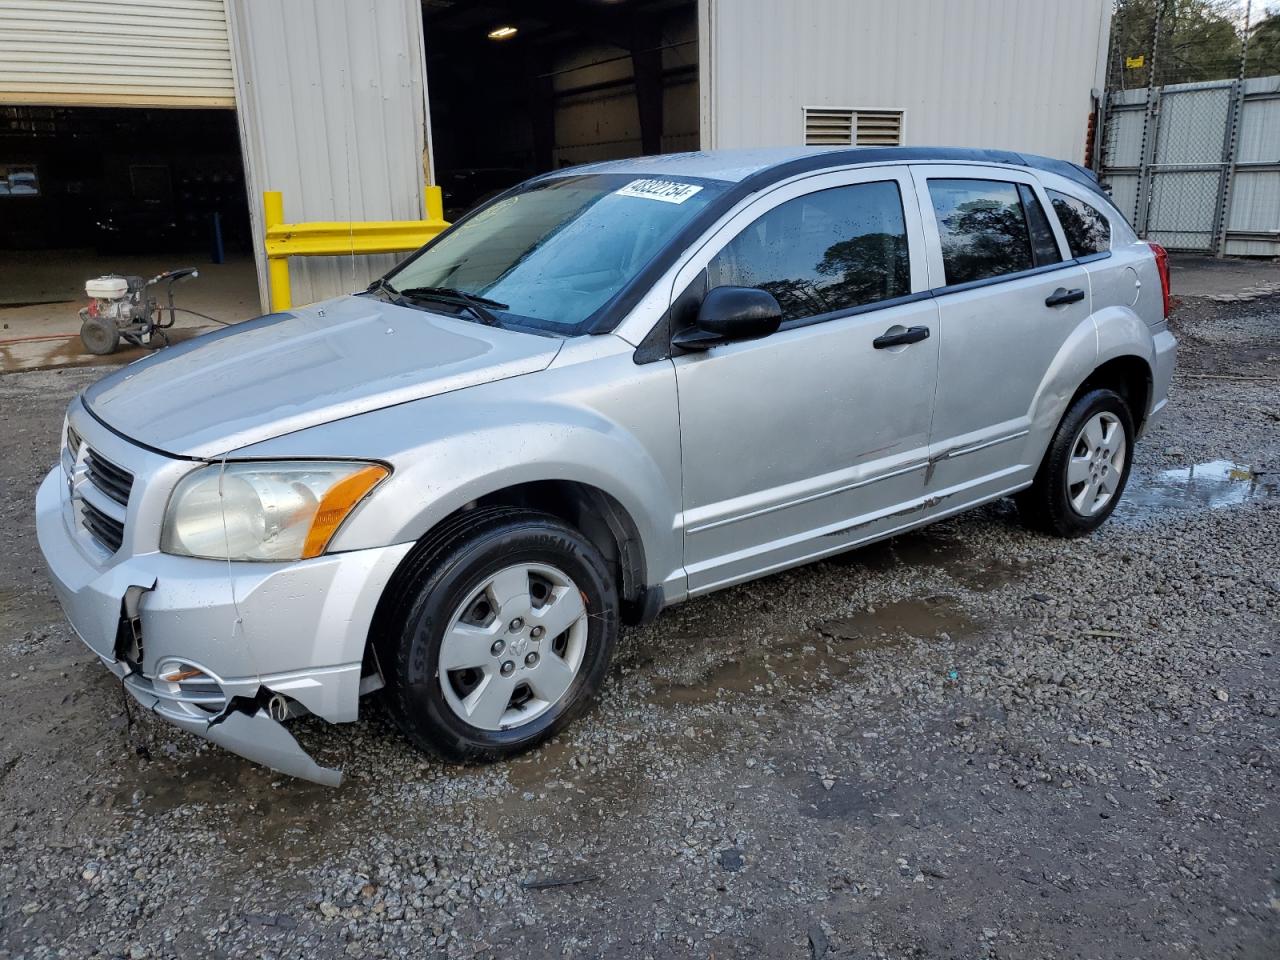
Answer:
[1100,75,1280,257]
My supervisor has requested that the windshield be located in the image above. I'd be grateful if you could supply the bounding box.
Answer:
[384,173,725,334]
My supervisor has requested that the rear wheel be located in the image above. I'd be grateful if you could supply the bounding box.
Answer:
[1016,388,1134,537]
[79,317,120,355]
[379,508,618,762]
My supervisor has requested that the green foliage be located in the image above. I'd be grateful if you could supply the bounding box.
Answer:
[1110,0,1257,85]
[1247,9,1280,76]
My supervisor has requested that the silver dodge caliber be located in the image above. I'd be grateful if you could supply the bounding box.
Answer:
[37,148,1177,785]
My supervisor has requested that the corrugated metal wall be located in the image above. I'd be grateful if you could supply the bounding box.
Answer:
[0,0,234,107]
[1225,76,1280,257]
[227,0,429,311]
[703,0,1111,162]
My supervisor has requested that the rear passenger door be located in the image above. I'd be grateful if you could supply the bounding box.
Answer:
[910,165,1095,504]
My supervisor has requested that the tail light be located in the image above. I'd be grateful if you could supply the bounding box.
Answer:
[1148,242,1172,319]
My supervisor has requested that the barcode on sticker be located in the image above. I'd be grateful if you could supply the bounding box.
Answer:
[615,179,703,204]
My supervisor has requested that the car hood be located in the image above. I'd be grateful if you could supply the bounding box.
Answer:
[82,295,563,458]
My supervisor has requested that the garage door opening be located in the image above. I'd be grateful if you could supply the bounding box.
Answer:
[423,0,699,221]
[1,106,251,257]
[0,105,259,367]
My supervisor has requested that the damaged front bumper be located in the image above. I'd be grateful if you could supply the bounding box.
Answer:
[35,468,413,786]
[120,666,345,787]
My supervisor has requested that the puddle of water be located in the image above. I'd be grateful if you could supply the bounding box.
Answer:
[818,595,977,645]
[646,637,821,706]
[825,528,1025,590]
[0,325,208,373]
[1123,459,1278,514]
[503,735,580,791]
[647,596,975,709]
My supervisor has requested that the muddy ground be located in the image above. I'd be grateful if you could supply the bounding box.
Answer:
[1,285,1277,960]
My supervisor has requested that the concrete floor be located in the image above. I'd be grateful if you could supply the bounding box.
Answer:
[1169,253,1280,301]
[0,249,259,372]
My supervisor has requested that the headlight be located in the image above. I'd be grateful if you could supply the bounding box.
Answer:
[161,461,389,561]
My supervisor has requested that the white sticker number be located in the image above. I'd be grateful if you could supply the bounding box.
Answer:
[615,179,704,204]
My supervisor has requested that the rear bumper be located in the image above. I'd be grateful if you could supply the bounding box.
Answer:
[1144,327,1178,435]
[36,467,413,785]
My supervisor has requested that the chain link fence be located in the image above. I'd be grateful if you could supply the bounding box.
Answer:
[1098,0,1280,256]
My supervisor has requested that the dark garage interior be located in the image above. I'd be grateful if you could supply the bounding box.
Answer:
[0,105,251,256]
[422,0,699,220]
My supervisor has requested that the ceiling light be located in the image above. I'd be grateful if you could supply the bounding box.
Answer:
[487,25,518,40]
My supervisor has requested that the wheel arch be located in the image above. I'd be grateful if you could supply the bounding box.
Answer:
[1072,354,1154,435]
[468,479,653,623]
[364,478,658,688]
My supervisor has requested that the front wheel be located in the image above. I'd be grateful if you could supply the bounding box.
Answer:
[379,508,619,762]
[1016,388,1135,537]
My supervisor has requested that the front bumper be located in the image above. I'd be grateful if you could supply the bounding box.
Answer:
[36,467,413,785]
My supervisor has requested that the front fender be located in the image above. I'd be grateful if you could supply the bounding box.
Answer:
[233,347,685,598]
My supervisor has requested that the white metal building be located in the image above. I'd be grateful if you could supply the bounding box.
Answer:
[1,0,1114,312]
[703,0,1112,161]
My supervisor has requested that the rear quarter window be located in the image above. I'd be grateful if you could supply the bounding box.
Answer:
[1047,189,1111,258]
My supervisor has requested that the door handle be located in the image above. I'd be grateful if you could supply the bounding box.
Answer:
[873,325,930,349]
[1045,287,1086,307]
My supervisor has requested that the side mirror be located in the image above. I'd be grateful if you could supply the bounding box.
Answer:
[671,285,783,352]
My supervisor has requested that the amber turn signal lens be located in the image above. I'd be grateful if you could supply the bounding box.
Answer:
[162,667,206,682]
[300,464,389,559]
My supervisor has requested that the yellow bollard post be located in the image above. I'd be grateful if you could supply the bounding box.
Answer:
[263,191,292,311]
[424,184,444,223]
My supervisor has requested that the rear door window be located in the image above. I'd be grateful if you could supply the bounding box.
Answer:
[1047,189,1111,257]
[707,180,910,323]
[927,178,1038,285]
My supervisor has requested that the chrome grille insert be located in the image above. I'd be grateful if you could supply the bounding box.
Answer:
[84,450,133,507]
[81,499,125,553]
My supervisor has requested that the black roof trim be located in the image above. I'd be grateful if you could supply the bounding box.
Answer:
[735,147,1108,202]
[578,149,1108,334]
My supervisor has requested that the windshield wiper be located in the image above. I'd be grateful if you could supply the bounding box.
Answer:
[396,286,507,326]
[400,286,508,309]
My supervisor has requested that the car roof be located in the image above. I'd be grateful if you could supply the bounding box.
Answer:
[543,146,1106,200]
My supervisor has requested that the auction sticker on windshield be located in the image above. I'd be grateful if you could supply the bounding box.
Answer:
[616,179,704,204]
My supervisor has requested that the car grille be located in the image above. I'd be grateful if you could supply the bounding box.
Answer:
[81,498,126,552]
[65,431,134,554]
[84,450,134,506]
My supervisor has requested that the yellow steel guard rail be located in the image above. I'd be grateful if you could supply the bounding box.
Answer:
[262,187,449,310]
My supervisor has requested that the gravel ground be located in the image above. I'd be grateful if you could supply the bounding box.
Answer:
[1,287,1277,960]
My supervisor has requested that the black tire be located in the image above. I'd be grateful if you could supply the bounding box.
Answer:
[79,317,120,356]
[1016,388,1135,538]
[377,507,619,762]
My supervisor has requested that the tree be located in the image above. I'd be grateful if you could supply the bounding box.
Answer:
[1110,0,1249,86]
[1246,7,1280,76]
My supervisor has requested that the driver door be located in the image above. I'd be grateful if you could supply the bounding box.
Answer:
[670,168,940,595]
